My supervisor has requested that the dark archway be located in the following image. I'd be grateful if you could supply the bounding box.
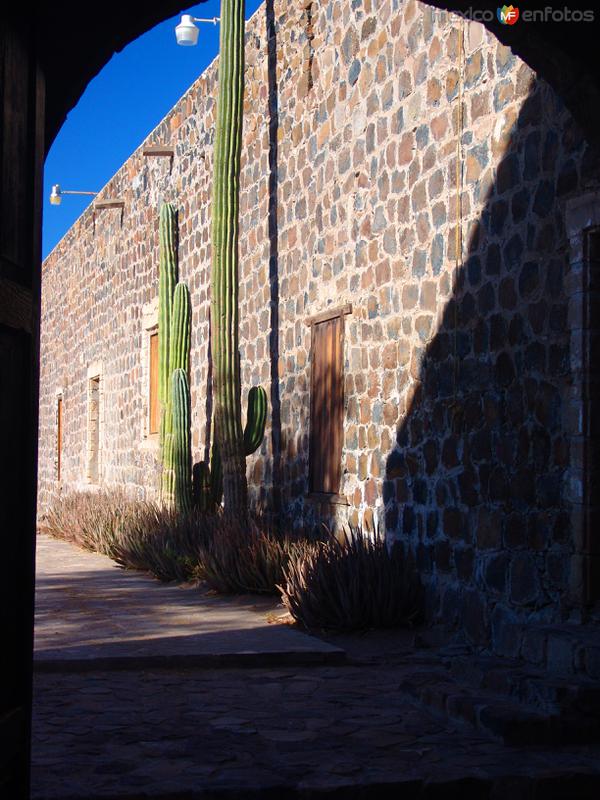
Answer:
[0,1,598,795]
[0,5,204,795]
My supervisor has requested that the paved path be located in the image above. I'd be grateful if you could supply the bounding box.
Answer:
[31,535,600,799]
[34,535,343,668]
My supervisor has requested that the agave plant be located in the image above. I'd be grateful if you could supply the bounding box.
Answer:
[109,504,211,582]
[195,514,312,595]
[40,489,142,556]
[41,490,209,583]
[279,526,423,632]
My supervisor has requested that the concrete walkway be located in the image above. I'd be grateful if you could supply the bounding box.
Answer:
[34,534,344,669]
[32,535,600,799]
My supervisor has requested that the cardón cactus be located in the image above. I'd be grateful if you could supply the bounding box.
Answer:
[210,0,258,514]
[158,203,192,512]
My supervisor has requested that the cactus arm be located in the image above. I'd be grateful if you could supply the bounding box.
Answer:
[243,385,267,456]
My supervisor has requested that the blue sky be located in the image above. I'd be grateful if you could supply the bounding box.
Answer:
[43,0,264,259]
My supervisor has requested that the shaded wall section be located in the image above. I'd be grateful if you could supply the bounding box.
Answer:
[384,76,598,651]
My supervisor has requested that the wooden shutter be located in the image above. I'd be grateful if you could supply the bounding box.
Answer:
[87,376,100,483]
[309,314,344,494]
[149,332,159,435]
[57,396,63,482]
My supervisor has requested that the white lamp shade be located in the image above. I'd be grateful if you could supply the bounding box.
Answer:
[175,15,199,46]
[50,184,62,205]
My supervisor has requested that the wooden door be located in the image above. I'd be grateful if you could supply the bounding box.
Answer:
[309,314,344,495]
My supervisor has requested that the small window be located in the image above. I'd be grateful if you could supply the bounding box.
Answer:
[87,376,100,483]
[57,395,63,482]
[149,331,159,435]
[308,308,348,496]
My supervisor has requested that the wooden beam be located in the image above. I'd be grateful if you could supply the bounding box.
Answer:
[94,200,125,210]
[93,200,125,229]
[142,146,174,157]
[305,303,352,327]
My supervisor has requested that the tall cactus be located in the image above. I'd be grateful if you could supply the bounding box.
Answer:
[158,203,192,512]
[211,0,248,514]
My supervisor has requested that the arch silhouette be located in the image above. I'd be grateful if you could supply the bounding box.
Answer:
[1,1,599,794]
[1,5,206,794]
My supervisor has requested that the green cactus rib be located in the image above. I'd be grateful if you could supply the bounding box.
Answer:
[170,284,192,510]
[158,203,178,463]
[169,282,191,374]
[158,203,178,411]
[171,369,192,513]
[163,432,175,508]
[211,0,247,513]
[161,396,173,499]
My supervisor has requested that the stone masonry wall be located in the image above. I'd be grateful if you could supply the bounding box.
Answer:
[39,0,600,650]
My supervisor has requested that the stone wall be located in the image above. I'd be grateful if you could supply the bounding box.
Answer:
[39,0,600,650]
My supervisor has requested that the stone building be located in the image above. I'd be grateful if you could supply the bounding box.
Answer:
[39,0,600,657]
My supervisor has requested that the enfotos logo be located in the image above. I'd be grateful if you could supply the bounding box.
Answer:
[497,5,519,24]
[458,5,595,23]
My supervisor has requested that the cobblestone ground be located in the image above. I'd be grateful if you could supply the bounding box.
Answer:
[32,659,600,800]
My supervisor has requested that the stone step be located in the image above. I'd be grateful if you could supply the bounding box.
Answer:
[535,624,600,678]
[516,675,600,716]
[420,620,600,679]
[34,647,347,673]
[448,653,600,717]
[496,622,600,678]
[400,668,600,745]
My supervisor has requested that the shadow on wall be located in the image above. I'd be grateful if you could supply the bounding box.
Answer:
[383,76,596,652]
[265,0,283,517]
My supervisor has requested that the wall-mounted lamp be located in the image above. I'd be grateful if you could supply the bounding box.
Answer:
[50,184,97,206]
[175,14,220,46]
